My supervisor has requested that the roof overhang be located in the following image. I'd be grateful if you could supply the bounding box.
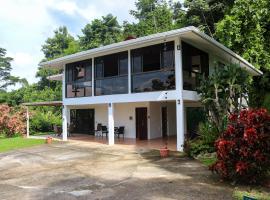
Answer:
[22,101,63,106]
[39,26,262,76]
[47,74,63,81]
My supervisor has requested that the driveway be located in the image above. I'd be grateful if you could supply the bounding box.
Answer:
[0,141,233,200]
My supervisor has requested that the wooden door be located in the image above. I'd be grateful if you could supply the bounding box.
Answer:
[162,107,168,137]
[136,107,148,140]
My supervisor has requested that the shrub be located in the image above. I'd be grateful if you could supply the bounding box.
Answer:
[0,104,26,137]
[30,110,61,134]
[210,108,270,183]
[185,121,218,157]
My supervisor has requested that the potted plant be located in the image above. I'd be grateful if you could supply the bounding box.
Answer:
[46,136,53,144]
[160,142,169,158]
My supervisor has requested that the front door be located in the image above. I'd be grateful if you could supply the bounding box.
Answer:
[161,107,168,137]
[70,109,95,134]
[136,107,148,140]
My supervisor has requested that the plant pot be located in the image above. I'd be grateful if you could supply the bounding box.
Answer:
[160,147,169,158]
[46,137,53,144]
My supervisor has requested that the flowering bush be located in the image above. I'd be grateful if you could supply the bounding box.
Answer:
[0,104,26,137]
[210,108,270,183]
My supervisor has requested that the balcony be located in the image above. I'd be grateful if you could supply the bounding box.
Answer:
[132,69,175,93]
[95,75,128,96]
[66,81,92,98]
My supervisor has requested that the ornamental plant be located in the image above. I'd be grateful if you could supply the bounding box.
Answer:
[0,104,26,137]
[210,108,270,183]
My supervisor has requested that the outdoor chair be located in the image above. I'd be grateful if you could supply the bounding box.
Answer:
[53,125,62,137]
[95,123,102,137]
[115,126,125,139]
[101,126,108,138]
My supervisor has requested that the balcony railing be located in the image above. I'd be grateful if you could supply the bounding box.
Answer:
[183,70,200,91]
[132,69,175,93]
[66,81,92,98]
[95,75,128,96]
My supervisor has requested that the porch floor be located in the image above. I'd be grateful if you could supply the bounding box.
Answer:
[69,134,177,151]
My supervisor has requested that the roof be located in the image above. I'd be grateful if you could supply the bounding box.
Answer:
[40,26,262,76]
[22,101,63,106]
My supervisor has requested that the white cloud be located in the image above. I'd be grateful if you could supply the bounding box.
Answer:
[0,0,136,88]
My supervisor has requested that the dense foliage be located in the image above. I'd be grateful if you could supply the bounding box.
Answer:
[211,109,270,183]
[0,104,26,137]
[0,0,269,136]
[197,63,250,132]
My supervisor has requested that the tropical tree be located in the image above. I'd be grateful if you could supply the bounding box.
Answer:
[197,63,250,132]
[41,26,76,60]
[183,0,235,36]
[124,0,174,37]
[215,0,270,110]
[0,47,22,90]
[79,14,122,50]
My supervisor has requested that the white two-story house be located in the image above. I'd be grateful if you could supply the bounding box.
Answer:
[40,26,261,151]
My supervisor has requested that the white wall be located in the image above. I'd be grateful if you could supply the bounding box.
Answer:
[148,101,177,139]
[114,102,149,138]
[149,102,162,139]
[68,101,178,139]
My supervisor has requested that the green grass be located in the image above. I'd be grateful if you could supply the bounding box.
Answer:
[233,187,270,200]
[198,156,217,166]
[0,137,46,153]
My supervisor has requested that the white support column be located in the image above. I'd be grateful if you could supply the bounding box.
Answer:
[92,58,95,96]
[26,107,30,138]
[62,105,68,141]
[128,49,131,94]
[174,37,185,151]
[108,103,114,145]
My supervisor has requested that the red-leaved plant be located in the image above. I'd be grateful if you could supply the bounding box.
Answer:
[210,108,270,183]
[0,104,26,137]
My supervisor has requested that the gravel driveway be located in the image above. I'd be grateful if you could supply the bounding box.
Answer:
[0,141,233,200]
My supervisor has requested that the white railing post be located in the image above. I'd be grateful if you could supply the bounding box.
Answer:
[128,49,131,94]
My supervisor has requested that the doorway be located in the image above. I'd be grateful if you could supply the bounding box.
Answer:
[135,107,148,140]
[70,109,95,134]
[161,107,168,137]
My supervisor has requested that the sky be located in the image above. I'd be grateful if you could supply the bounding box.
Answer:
[0,0,137,88]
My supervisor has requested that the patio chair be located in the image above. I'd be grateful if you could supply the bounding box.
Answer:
[101,126,108,138]
[53,125,62,137]
[95,123,102,137]
[115,126,125,139]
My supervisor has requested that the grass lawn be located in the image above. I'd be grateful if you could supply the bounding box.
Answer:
[198,156,217,166]
[233,187,270,200]
[0,137,46,153]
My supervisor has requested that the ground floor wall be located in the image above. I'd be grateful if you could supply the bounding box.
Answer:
[68,101,177,140]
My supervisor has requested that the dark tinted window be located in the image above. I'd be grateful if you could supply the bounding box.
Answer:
[95,51,128,78]
[131,41,175,93]
[182,41,209,90]
[132,55,142,73]
[131,41,174,73]
[65,59,92,98]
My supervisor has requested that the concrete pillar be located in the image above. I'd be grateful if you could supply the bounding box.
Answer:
[176,101,185,151]
[108,103,114,145]
[62,105,68,141]
[26,107,30,138]
[174,37,185,151]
